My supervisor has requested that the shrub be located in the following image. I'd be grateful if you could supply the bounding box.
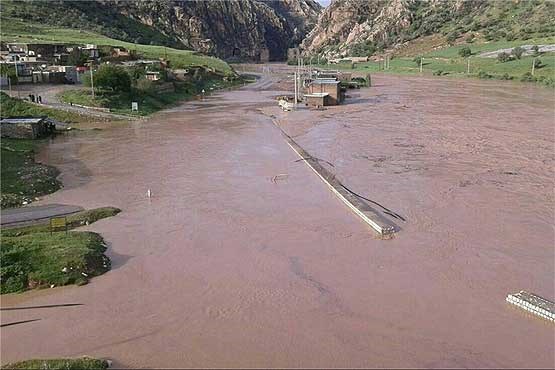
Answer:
[532,45,541,57]
[497,52,511,63]
[465,33,475,43]
[91,64,131,93]
[478,71,492,79]
[67,48,88,67]
[500,73,513,80]
[446,32,458,44]
[520,72,536,82]
[533,58,543,69]
[413,56,422,66]
[458,46,472,58]
[511,46,524,59]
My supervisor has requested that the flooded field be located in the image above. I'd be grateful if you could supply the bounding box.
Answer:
[1,69,554,368]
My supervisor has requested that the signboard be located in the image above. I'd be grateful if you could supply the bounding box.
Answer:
[131,102,139,112]
[50,216,68,234]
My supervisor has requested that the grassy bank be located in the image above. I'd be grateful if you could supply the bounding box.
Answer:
[0,92,95,123]
[1,231,110,294]
[1,207,120,294]
[1,17,233,75]
[317,38,555,87]
[60,77,246,116]
[1,138,61,208]
[2,357,109,370]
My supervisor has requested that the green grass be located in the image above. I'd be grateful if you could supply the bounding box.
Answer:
[423,36,555,58]
[1,17,234,75]
[58,90,106,108]
[2,357,109,370]
[0,231,110,294]
[0,92,95,123]
[2,207,122,236]
[319,49,555,87]
[1,138,61,208]
[1,206,120,294]
[59,76,247,116]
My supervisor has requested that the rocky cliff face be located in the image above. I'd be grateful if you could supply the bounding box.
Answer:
[105,0,322,61]
[301,0,555,58]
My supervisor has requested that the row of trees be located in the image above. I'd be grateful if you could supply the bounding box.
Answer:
[497,45,542,63]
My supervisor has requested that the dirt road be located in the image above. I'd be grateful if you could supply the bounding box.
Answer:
[1,69,553,368]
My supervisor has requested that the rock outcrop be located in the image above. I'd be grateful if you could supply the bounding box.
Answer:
[105,0,322,61]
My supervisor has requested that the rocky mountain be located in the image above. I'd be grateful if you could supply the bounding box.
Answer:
[301,0,555,58]
[1,0,321,61]
[108,0,321,61]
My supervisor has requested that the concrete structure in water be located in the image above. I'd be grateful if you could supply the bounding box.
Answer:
[506,291,555,322]
[305,92,328,107]
[0,117,56,139]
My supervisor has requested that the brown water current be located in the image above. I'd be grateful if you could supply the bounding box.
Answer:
[1,70,554,368]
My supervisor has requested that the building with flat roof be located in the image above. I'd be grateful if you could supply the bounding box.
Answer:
[0,117,55,139]
[306,79,343,105]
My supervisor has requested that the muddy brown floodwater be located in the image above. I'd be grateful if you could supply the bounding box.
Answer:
[1,68,554,368]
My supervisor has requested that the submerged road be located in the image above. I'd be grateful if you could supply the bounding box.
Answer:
[1,204,84,227]
[1,67,553,368]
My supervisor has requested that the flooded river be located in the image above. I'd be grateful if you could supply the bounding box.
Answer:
[1,69,554,368]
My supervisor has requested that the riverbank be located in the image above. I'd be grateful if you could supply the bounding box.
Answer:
[1,206,120,294]
[58,75,249,117]
[1,138,61,208]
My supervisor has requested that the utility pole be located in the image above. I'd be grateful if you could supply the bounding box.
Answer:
[467,58,470,74]
[294,72,298,109]
[89,62,95,99]
[531,57,536,76]
[14,61,20,98]
[419,57,423,73]
[8,76,12,95]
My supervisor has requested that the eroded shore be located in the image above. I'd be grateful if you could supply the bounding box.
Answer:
[1,67,553,368]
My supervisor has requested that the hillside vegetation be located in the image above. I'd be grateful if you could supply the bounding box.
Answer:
[1,0,181,47]
[0,17,234,74]
[302,0,555,58]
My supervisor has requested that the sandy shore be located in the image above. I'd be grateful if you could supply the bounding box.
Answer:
[1,68,553,368]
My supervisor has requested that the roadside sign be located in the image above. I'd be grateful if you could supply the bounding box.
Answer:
[50,216,68,234]
[132,102,139,111]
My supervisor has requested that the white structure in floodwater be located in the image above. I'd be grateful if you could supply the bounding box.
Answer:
[506,291,554,322]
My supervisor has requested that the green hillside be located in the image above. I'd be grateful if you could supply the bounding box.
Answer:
[0,0,181,47]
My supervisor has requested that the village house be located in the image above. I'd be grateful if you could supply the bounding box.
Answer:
[111,47,130,58]
[0,117,56,139]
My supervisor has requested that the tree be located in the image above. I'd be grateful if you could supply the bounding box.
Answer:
[0,64,18,84]
[93,64,131,93]
[67,48,88,67]
[533,58,543,69]
[413,56,422,66]
[532,45,541,57]
[511,46,524,59]
[458,46,472,58]
[497,52,511,63]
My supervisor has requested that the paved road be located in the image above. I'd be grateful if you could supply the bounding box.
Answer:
[1,204,84,227]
